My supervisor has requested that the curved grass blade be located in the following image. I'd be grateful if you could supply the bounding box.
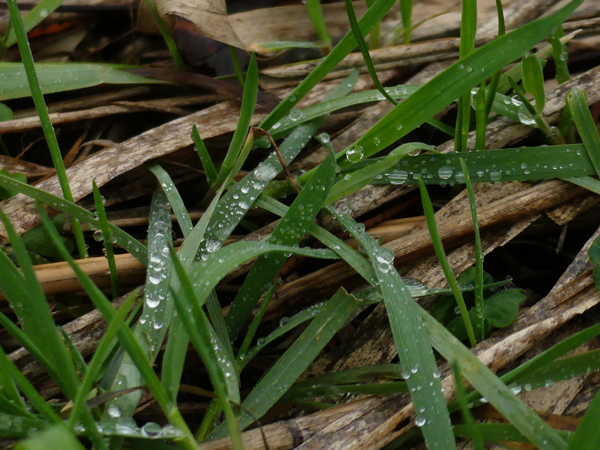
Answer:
[0,63,160,101]
[345,0,397,106]
[0,173,147,264]
[332,209,456,450]
[550,26,570,84]
[422,310,568,450]
[37,205,197,450]
[148,164,193,237]
[419,178,476,346]
[260,0,397,130]
[337,0,584,164]
[564,175,600,195]
[216,54,258,185]
[225,150,336,342]
[92,181,118,299]
[568,88,600,177]
[3,0,64,48]
[6,0,86,258]
[169,248,243,450]
[522,53,546,115]
[193,125,218,186]
[104,191,174,422]
[211,288,359,437]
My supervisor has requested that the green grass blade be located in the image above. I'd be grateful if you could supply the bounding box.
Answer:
[38,205,197,450]
[148,164,193,237]
[568,88,600,177]
[399,0,413,44]
[369,144,591,186]
[459,158,485,341]
[217,54,258,184]
[6,0,87,258]
[104,191,175,420]
[564,175,600,195]
[455,0,477,153]
[522,53,546,114]
[306,0,332,52]
[92,182,118,299]
[474,84,488,151]
[345,0,397,105]
[332,209,456,449]
[212,289,359,437]
[550,26,570,84]
[337,0,583,164]
[169,248,243,450]
[422,310,568,450]
[0,174,148,264]
[225,150,336,342]
[193,124,218,185]
[418,179,476,346]
[453,365,485,450]
[67,289,138,429]
[260,0,397,130]
[15,425,87,450]
[453,424,570,446]
[3,0,64,48]
[0,63,160,101]
[143,0,186,70]
[484,0,506,116]
[228,46,245,86]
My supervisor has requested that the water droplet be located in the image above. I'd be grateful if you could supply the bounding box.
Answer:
[346,146,364,163]
[466,66,473,73]
[107,404,121,418]
[148,275,161,285]
[141,422,162,437]
[518,105,537,126]
[289,109,303,121]
[438,166,453,180]
[415,416,427,427]
[489,169,502,182]
[146,297,161,308]
[395,122,403,131]
[388,169,408,185]
[374,136,381,146]
[255,164,278,182]
[511,95,523,107]
[93,230,104,242]
[317,133,330,144]
[279,317,290,327]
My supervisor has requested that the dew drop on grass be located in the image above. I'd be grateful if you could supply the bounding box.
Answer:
[395,122,403,131]
[255,164,278,181]
[107,404,122,418]
[279,317,290,327]
[511,95,523,107]
[289,108,303,121]
[148,275,161,285]
[346,146,364,163]
[146,297,161,308]
[141,422,162,437]
[490,169,502,182]
[388,170,408,185]
[518,105,537,126]
[316,132,330,144]
[438,166,453,180]
[415,416,427,427]
[374,136,381,146]
[93,230,104,242]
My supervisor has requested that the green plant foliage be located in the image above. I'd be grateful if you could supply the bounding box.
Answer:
[431,268,525,342]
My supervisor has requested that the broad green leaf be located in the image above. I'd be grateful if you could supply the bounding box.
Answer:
[483,290,525,327]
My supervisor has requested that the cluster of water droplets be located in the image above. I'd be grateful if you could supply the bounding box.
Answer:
[73,417,183,440]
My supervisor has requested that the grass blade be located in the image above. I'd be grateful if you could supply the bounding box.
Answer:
[332,209,456,449]
[192,124,218,186]
[418,178,476,346]
[306,0,332,53]
[6,0,87,258]
[550,26,570,84]
[568,88,600,177]
[92,181,118,299]
[143,0,186,70]
[216,54,258,184]
[148,164,193,237]
[212,289,359,436]
[453,364,484,450]
[399,0,413,44]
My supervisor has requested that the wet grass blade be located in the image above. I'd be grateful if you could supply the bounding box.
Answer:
[345,0,397,105]
[211,289,359,436]
[0,173,147,264]
[169,248,243,450]
[225,150,337,342]
[332,209,456,449]
[337,0,583,163]
[93,181,118,299]
[67,289,138,429]
[459,158,485,341]
[522,53,546,115]
[422,310,568,450]
[484,0,506,116]
[306,0,332,52]
[38,205,197,450]
[16,425,87,450]
[104,191,174,421]
[6,0,87,258]
[143,0,186,70]
[216,54,258,185]
[550,26,570,84]
[369,144,591,186]
[564,175,600,195]
[260,0,397,130]
[568,88,600,178]
[148,164,193,237]
[418,179,476,347]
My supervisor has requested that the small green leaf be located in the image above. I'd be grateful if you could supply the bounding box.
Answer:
[522,53,546,114]
[483,290,525,328]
